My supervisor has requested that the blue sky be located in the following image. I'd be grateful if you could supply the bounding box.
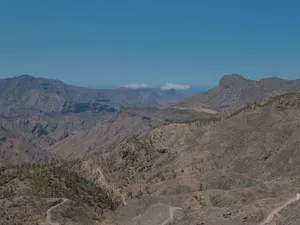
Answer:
[0,0,299,89]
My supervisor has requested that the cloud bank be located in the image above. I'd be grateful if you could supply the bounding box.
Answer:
[119,82,191,90]
[160,83,191,90]
[120,84,153,89]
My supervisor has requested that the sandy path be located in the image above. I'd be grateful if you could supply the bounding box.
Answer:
[45,198,68,225]
[94,167,127,205]
[129,203,181,225]
[259,197,297,225]
[161,206,181,225]
[83,163,127,205]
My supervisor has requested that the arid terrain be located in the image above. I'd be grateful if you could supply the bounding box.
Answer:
[1,74,300,225]
[77,92,300,225]
[176,74,300,111]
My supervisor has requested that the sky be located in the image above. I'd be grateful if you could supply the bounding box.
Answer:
[0,0,300,89]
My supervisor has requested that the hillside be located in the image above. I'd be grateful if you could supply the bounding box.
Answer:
[80,92,300,225]
[0,164,120,225]
[0,103,211,166]
[275,200,300,225]
[177,74,300,111]
[0,111,113,166]
[0,124,57,167]
[47,107,212,160]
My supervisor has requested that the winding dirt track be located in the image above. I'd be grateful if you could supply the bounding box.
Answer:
[161,206,181,225]
[259,197,297,225]
[92,167,127,205]
[128,203,181,225]
[45,198,68,225]
[82,163,127,206]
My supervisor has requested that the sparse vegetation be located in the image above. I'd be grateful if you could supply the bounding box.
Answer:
[210,194,231,208]
[2,74,300,224]
[0,164,121,211]
[226,101,261,119]
[225,92,300,119]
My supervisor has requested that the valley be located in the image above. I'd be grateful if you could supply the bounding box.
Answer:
[1,74,300,224]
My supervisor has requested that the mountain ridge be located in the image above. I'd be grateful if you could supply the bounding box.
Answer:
[176,74,300,111]
[0,74,188,115]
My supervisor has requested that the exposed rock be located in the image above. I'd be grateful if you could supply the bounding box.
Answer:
[157,148,168,154]
[176,74,300,111]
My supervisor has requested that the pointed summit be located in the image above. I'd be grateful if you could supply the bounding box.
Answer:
[219,74,248,87]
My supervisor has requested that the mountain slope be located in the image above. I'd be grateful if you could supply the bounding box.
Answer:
[0,125,56,167]
[47,107,212,160]
[0,164,120,225]
[177,74,300,111]
[80,92,300,225]
[0,111,113,166]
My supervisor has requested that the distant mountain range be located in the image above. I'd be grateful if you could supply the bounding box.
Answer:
[176,74,300,111]
[0,74,189,116]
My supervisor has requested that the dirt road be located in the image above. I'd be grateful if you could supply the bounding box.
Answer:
[45,198,68,225]
[161,205,181,225]
[83,163,127,205]
[94,167,127,205]
[127,203,181,225]
[259,197,297,225]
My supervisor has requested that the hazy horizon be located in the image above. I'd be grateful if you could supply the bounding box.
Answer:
[1,1,300,89]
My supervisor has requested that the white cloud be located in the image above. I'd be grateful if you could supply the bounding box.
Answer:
[160,83,191,90]
[120,83,153,89]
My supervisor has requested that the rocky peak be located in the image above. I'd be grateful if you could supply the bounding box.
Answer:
[17,74,35,80]
[219,74,249,87]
